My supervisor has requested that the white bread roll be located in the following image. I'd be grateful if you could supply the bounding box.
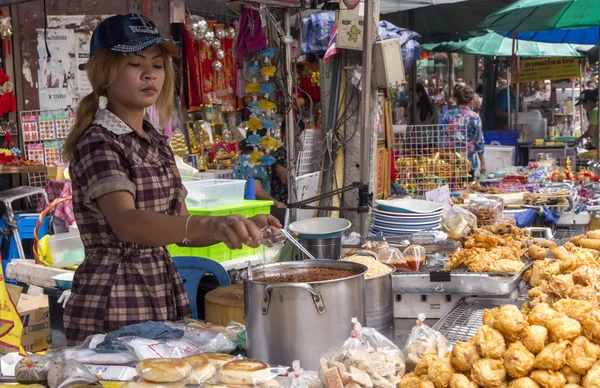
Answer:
[182,355,217,384]
[202,352,236,368]
[136,358,192,383]
[217,360,271,385]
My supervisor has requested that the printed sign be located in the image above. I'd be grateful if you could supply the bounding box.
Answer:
[519,57,579,83]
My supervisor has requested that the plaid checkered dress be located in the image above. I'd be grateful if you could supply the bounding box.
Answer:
[64,110,191,345]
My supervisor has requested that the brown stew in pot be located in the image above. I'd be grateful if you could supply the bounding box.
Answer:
[254,267,359,283]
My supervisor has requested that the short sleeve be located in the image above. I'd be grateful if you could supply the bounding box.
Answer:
[473,116,485,153]
[70,131,136,212]
[591,108,599,126]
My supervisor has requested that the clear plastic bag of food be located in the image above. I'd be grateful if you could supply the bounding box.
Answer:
[46,346,139,365]
[204,358,288,387]
[359,327,406,380]
[15,354,55,385]
[403,313,449,371]
[280,360,323,388]
[135,358,193,384]
[184,319,245,344]
[167,322,237,354]
[47,360,102,388]
[319,318,395,388]
[441,205,477,240]
[467,195,504,227]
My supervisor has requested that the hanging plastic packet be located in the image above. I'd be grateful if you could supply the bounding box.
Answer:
[280,360,322,388]
[403,314,449,371]
[467,195,503,227]
[319,318,395,388]
[47,360,102,388]
[441,205,478,240]
[385,244,426,272]
[358,326,405,382]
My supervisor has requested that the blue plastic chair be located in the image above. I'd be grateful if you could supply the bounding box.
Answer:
[172,256,232,319]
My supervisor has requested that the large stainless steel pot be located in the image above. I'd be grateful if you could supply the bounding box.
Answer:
[365,263,395,334]
[244,260,367,370]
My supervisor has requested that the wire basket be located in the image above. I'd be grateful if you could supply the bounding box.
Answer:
[393,123,470,196]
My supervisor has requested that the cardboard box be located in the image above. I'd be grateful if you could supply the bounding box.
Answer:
[17,294,51,353]
[336,3,364,51]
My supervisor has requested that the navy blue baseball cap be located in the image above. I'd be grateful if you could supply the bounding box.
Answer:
[79,13,179,70]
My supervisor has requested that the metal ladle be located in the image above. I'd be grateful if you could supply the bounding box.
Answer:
[279,229,318,260]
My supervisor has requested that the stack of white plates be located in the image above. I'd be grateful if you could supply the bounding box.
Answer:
[370,199,443,236]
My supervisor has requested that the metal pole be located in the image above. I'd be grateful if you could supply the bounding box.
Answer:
[359,0,374,236]
[507,64,512,130]
[283,8,297,222]
[515,57,520,133]
[597,32,600,162]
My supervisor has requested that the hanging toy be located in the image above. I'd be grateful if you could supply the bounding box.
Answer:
[248,63,261,76]
[226,27,236,39]
[215,29,226,39]
[247,117,263,131]
[216,49,225,60]
[260,154,276,166]
[247,133,262,147]
[213,61,223,71]
[250,150,264,164]
[260,83,276,95]
[260,66,276,78]
[259,100,276,112]
[245,83,260,94]
[212,39,221,50]
[261,136,278,150]
[189,15,207,40]
[247,101,264,116]
[204,30,215,45]
[260,118,276,129]
[258,47,276,60]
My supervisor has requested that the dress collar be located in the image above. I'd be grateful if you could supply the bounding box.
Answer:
[93,109,154,141]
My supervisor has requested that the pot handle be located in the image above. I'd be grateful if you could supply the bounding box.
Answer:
[261,283,326,316]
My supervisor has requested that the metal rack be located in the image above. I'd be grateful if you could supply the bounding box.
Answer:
[393,124,470,197]
[552,229,583,245]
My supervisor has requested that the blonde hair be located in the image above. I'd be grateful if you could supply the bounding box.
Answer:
[63,48,175,159]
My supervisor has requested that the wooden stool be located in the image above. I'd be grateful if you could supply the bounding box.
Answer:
[205,283,245,325]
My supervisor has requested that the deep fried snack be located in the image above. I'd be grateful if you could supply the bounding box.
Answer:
[534,340,569,371]
[552,298,594,324]
[538,240,557,250]
[530,260,551,287]
[474,325,506,359]
[504,341,535,378]
[399,373,435,388]
[449,373,477,388]
[582,362,600,388]
[547,274,574,299]
[546,314,582,341]
[529,245,548,261]
[571,285,600,305]
[427,357,454,388]
[520,325,548,355]
[483,309,500,329]
[415,354,439,377]
[494,305,527,342]
[508,377,541,388]
[567,336,600,375]
[573,266,600,287]
[487,259,526,274]
[583,310,600,344]
[528,303,559,328]
[560,365,581,385]
[451,340,479,372]
[471,359,506,388]
[529,370,567,388]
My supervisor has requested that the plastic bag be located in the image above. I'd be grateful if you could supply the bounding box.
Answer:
[205,359,287,387]
[168,323,236,354]
[136,358,192,383]
[15,354,55,385]
[359,327,405,381]
[403,314,449,371]
[280,360,323,388]
[467,195,503,227]
[47,360,102,388]
[46,347,138,366]
[128,337,201,360]
[261,226,288,263]
[319,318,395,388]
[441,205,477,240]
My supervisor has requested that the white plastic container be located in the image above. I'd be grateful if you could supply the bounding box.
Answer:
[184,179,246,208]
[47,232,85,268]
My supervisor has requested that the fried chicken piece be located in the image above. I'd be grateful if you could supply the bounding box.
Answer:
[427,357,454,388]
[529,245,548,261]
[520,325,548,355]
[494,305,527,342]
[451,340,479,372]
[474,325,506,359]
[529,370,567,388]
[487,259,526,274]
[571,285,600,304]
[583,310,600,344]
[547,314,582,341]
[534,340,570,371]
[553,299,594,324]
[560,365,581,385]
[483,308,500,328]
[508,378,541,388]
[449,374,477,388]
[573,266,600,287]
[582,362,600,388]
[564,384,584,388]
[528,286,559,305]
[399,373,435,388]
[465,235,499,249]
[415,354,439,377]
[471,359,506,388]
[548,274,575,298]
[567,336,600,375]
[504,341,535,378]
[541,260,562,280]
[528,303,559,328]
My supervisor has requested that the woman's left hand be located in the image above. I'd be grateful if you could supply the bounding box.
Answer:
[251,214,282,229]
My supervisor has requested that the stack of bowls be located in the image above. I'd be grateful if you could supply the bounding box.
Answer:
[370,198,443,236]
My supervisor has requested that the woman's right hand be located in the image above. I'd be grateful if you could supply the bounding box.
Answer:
[209,216,262,250]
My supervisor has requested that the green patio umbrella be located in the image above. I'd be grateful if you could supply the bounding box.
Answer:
[421,31,585,57]
[484,0,600,32]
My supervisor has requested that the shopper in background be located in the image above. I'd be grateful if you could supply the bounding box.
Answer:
[587,80,597,90]
[62,14,281,345]
[415,82,438,125]
[441,85,486,180]
[575,88,599,146]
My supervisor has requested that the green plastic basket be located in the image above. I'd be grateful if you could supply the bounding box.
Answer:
[167,200,273,262]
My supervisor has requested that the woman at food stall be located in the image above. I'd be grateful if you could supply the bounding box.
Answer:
[441,85,486,179]
[61,14,281,345]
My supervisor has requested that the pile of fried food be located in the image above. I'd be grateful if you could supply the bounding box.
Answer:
[400,301,600,388]
[445,223,536,273]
